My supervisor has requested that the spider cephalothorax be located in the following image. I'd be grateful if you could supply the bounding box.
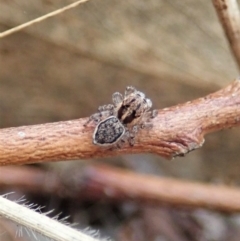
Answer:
[84,86,157,147]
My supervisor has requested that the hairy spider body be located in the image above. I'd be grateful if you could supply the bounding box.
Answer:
[84,86,157,147]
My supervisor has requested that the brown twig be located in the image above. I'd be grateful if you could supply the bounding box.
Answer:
[78,164,240,212]
[0,79,240,165]
[0,166,61,195]
[2,165,240,212]
[212,0,240,69]
[0,0,89,39]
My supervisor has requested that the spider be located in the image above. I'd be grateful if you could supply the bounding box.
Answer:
[84,86,157,147]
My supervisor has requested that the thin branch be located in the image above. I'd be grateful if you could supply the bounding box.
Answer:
[0,166,61,195]
[78,164,240,212]
[0,79,240,165]
[212,0,240,69]
[0,195,100,241]
[0,0,89,39]
[2,165,240,212]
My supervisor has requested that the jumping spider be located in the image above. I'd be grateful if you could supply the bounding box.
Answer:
[84,86,157,147]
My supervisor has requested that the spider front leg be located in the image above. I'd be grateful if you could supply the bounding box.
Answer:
[98,104,114,113]
[124,86,137,97]
[112,92,123,107]
[84,112,102,126]
[84,104,114,127]
[97,104,115,120]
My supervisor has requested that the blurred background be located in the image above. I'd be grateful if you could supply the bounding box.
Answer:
[1,0,240,240]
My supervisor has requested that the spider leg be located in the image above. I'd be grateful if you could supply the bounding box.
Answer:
[139,109,157,129]
[151,109,158,118]
[142,109,158,120]
[125,86,137,97]
[112,92,123,106]
[84,112,102,126]
[145,98,152,110]
[130,97,150,119]
[116,141,124,149]
[136,91,145,99]
[100,110,114,120]
[98,104,114,113]
[120,129,130,142]
[127,125,139,146]
[141,122,153,129]
[84,107,116,126]
[131,125,139,134]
